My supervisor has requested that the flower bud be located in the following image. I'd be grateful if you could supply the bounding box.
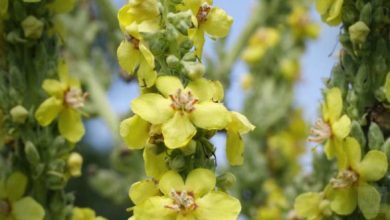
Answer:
[10,105,29,124]
[21,16,44,39]
[382,138,390,167]
[349,21,370,46]
[354,63,370,94]
[180,140,196,156]
[180,40,193,53]
[342,5,359,25]
[350,121,366,148]
[24,141,40,165]
[166,55,180,69]
[384,73,390,102]
[185,62,205,80]
[67,152,83,177]
[217,172,236,190]
[359,3,372,25]
[167,11,192,35]
[368,122,384,150]
[168,153,185,171]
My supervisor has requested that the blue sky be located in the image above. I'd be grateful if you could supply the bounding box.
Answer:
[84,1,340,154]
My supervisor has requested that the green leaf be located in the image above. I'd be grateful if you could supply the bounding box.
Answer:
[368,122,384,150]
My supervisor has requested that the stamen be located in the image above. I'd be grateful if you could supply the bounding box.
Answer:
[169,89,198,113]
[196,3,212,23]
[330,169,358,189]
[125,35,140,49]
[64,88,88,109]
[307,119,331,143]
[164,189,197,212]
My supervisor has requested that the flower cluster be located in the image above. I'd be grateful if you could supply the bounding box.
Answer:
[117,0,254,219]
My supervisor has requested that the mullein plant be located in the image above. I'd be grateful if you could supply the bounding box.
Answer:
[0,0,104,219]
[215,0,320,218]
[116,0,255,219]
[294,0,390,219]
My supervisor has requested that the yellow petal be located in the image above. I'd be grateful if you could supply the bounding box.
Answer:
[326,0,343,22]
[134,196,176,220]
[186,78,213,102]
[203,7,233,38]
[357,182,381,219]
[118,5,132,31]
[131,93,173,124]
[143,145,169,179]
[58,108,85,143]
[210,80,224,102]
[325,87,343,123]
[137,59,157,88]
[330,187,357,215]
[191,102,231,130]
[35,97,63,126]
[127,0,160,22]
[226,130,244,166]
[120,115,150,149]
[331,114,351,139]
[129,179,159,205]
[6,172,27,202]
[294,192,321,218]
[344,137,361,170]
[156,76,184,97]
[228,112,255,134]
[185,168,215,197]
[316,0,332,15]
[117,40,141,75]
[189,28,205,58]
[139,43,155,68]
[158,170,185,196]
[180,0,212,14]
[358,150,387,181]
[42,79,66,97]
[195,191,241,220]
[162,112,196,149]
[12,197,45,220]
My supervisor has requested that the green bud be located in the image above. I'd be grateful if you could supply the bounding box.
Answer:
[182,51,196,62]
[10,105,28,124]
[328,64,347,91]
[180,39,194,53]
[339,33,352,51]
[166,24,179,41]
[168,153,185,171]
[21,16,44,39]
[342,4,359,25]
[384,73,390,102]
[24,141,40,165]
[217,172,236,190]
[373,7,385,24]
[184,62,205,80]
[167,11,192,35]
[368,122,384,150]
[350,121,366,148]
[67,152,83,177]
[166,55,180,69]
[349,21,370,46]
[359,3,372,25]
[180,140,196,156]
[354,63,370,94]
[382,138,390,166]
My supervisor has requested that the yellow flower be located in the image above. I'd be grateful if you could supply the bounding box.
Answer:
[0,172,45,220]
[129,179,160,206]
[131,76,231,149]
[133,169,241,220]
[67,152,83,177]
[178,0,233,57]
[308,88,351,160]
[120,115,169,179]
[117,22,157,88]
[72,207,106,220]
[226,111,255,165]
[288,6,320,39]
[118,0,160,31]
[316,0,343,26]
[241,28,280,63]
[294,192,331,220]
[255,206,281,220]
[328,137,388,219]
[35,62,86,143]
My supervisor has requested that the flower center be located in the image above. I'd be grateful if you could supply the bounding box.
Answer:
[169,89,198,113]
[330,169,359,189]
[165,190,197,213]
[307,119,331,143]
[0,200,11,216]
[196,3,212,23]
[126,34,140,49]
[64,88,88,109]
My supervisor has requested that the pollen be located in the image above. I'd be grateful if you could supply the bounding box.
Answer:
[330,169,359,189]
[165,190,197,213]
[169,89,198,113]
[307,119,331,143]
[64,88,88,109]
[196,3,212,23]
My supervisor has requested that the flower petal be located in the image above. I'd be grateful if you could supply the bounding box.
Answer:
[358,150,387,181]
[330,187,357,215]
[185,168,215,197]
[129,179,160,205]
[203,7,233,38]
[180,0,212,14]
[42,79,66,97]
[186,78,213,102]
[324,88,343,123]
[331,115,351,139]
[120,115,150,149]
[158,170,185,196]
[117,40,141,75]
[139,43,155,68]
[344,137,362,170]
[162,112,196,149]
[189,28,205,58]
[143,145,169,179]
[156,76,184,98]
[191,102,231,130]
[137,59,157,88]
[134,196,176,220]
[228,112,255,134]
[6,172,27,202]
[357,182,381,219]
[131,93,173,124]
[195,191,241,220]
[35,97,63,126]
[294,192,321,218]
[226,130,244,166]
[58,108,85,143]
[12,197,45,220]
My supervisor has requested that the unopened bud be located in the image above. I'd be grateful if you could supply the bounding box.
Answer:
[359,3,372,25]
[354,63,370,94]
[382,138,390,167]
[67,152,83,177]
[217,172,236,190]
[350,121,366,148]
[21,16,44,39]
[168,153,185,171]
[166,55,180,69]
[349,21,370,46]
[368,122,384,150]
[24,141,40,165]
[10,105,29,124]
[185,62,205,80]
[180,141,196,156]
